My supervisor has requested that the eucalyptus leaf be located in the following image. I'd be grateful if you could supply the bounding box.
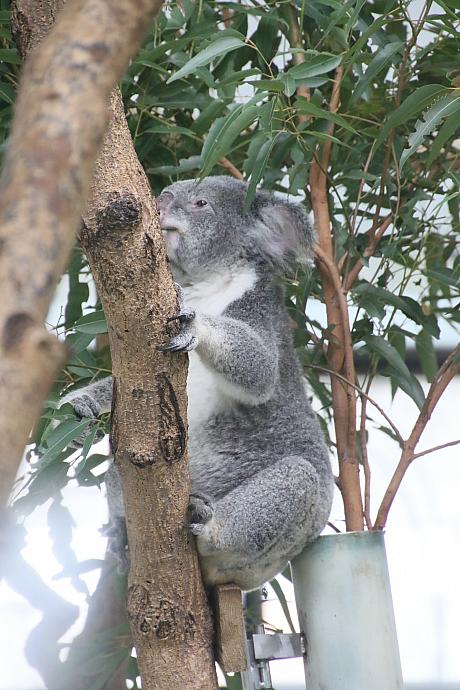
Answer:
[167,35,246,83]
[375,84,447,147]
[200,103,259,177]
[74,310,108,334]
[296,98,356,133]
[363,335,425,409]
[351,41,403,103]
[288,51,342,79]
[400,92,460,169]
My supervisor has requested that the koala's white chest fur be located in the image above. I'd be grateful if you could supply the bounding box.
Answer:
[184,266,257,430]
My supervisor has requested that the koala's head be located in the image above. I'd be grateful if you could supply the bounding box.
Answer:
[157,176,313,281]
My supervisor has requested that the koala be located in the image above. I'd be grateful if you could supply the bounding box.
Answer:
[61,176,334,591]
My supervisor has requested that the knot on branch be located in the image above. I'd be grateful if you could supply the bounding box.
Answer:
[125,449,158,468]
[127,586,196,643]
[156,373,186,464]
[96,191,142,232]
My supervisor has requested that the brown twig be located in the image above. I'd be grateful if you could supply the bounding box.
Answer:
[305,363,404,447]
[412,438,460,460]
[288,2,310,117]
[343,214,393,291]
[374,343,460,530]
[219,157,245,179]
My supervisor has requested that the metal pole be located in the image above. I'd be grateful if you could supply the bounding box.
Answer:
[291,531,404,690]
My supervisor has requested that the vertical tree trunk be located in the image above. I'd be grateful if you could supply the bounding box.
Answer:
[80,89,217,690]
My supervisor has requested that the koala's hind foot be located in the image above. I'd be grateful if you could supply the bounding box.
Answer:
[194,455,334,591]
[188,493,214,535]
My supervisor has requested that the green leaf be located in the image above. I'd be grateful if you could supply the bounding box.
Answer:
[426,113,460,167]
[74,310,108,334]
[363,335,425,409]
[167,35,246,83]
[141,124,198,139]
[200,103,259,178]
[344,15,389,66]
[244,134,279,210]
[415,330,438,382]
[270,577,297,634]
[376,84,447,147]
[400,91,460,169]
[353,284,440,337]
[38,419,91,468]
[0,48,21,64]
[295,98,356,133]
[426,267,460,289]
[351,41,403,103]
[288,51,342,80]
[0,82,15,104]
[249,78,286,93]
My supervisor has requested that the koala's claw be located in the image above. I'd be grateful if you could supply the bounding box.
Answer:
[158,334,198,353]
[188,493,214,535]
[158,308,198,353]
[167,308,195,324]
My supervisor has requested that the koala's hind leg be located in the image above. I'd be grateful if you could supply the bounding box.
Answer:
[194,455,333,590]
[104,462,129,571]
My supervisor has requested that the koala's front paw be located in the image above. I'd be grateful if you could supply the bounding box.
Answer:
[188,493,214,535]
[158,308,198,353]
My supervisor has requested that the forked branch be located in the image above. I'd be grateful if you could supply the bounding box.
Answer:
[374,344,460,530]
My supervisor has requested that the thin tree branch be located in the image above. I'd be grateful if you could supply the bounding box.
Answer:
[343,214,393,291]
[412,438,460,460]
[304,363,404,447]
[288,2,310,118]
[374,344,460,530]
[219,157,245,179]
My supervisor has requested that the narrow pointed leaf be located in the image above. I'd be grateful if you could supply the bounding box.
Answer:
[351,42,403,103]
[400,92,460,169]
[167,35,246,83]
[364,335,425,409]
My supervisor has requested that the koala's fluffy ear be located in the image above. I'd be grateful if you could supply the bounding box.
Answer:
[250,193,314,271]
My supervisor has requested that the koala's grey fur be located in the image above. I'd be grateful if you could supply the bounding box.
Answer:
[61,176,334,591]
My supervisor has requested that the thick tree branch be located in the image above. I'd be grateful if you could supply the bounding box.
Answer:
[0,0,163,507]
[309,66,364,531]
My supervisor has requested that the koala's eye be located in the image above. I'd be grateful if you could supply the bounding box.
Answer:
[195,199,208,208]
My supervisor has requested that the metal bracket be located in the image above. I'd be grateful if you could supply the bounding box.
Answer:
[253,632,306,661]
[241,627,306,690]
